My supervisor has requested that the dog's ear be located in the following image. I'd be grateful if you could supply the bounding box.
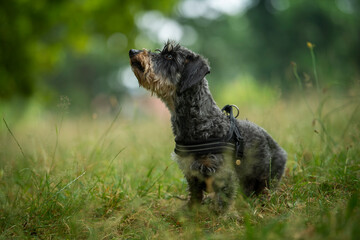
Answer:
[178,56,210,93]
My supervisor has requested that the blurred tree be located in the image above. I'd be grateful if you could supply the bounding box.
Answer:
[0,0,177,100]
[177,0,360,90]
[244,0,360,89]
[1,0,359,105]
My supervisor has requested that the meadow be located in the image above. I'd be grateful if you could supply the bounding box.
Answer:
[1,83,360,239]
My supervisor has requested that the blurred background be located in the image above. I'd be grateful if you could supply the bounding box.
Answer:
[0,0,359,117]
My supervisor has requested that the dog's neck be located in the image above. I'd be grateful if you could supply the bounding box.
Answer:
[170,79,229,143]
[160,96,175,114]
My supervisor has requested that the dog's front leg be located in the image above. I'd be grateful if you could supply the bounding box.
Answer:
[212,171,236,214]
[186,176,205,207]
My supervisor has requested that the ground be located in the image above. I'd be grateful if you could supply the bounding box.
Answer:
[0,91,359,239]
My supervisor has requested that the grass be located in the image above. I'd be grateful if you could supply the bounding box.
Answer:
[0,88,359,239]
[1,44,359,239]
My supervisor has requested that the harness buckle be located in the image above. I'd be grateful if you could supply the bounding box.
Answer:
[222,104,239,118]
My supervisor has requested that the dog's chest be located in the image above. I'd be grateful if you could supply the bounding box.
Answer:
[172,153,199,177]
[172,152,234,178]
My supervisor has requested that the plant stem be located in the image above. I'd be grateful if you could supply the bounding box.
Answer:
[310,47,320,93]
[3,118,26,159]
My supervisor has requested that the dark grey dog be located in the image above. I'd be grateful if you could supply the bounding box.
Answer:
[129,41,287,213]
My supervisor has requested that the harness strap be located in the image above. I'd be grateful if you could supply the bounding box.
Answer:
[222,104,244,159]
[174,104,244,158]
[175,141,235,156]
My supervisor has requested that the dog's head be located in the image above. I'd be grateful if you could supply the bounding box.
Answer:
[129,41,210,101]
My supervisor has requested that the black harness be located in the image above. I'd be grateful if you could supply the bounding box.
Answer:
[174,105,244,159]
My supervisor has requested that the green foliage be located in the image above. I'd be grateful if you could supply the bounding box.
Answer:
[2,0,359,104]
[214,74,281,108]
[0,0,177,100]
[182,0,360,90]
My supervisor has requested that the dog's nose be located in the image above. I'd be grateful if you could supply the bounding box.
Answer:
[129,49,141,58]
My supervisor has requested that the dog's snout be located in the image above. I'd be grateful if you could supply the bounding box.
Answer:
[129,49,141,58]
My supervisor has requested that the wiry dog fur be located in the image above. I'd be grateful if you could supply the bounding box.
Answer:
[129,41,287,213]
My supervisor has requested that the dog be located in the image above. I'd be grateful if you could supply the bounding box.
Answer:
[129,41,287,213]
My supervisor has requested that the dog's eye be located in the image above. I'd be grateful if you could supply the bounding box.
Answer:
[165,54,173,60]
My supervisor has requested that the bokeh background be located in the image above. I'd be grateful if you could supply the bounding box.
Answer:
[1,0,359,116]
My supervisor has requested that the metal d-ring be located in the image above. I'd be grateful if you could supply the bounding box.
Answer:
[230,104,240,118]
